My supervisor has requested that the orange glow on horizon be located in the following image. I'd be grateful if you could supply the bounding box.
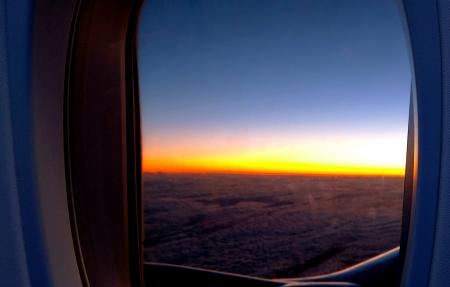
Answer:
[143,163,404,176]
[142,158,405,176]
[142,132,407,176]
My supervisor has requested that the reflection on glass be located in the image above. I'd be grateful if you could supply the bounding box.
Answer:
[139,0,410,278]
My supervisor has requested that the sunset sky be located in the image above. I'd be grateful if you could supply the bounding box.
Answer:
[138,0,410,176]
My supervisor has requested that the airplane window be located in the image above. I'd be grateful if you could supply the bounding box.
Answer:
[138,0,410,278]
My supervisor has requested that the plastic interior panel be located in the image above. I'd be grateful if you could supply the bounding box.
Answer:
[0,1,30,285]
[5,0,54,285]
[400,0,443,286]
[32,0,85,286]
[65,0,144,286]
[429,0,450,286]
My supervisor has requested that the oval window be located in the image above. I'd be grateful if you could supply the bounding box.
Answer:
[139,0,410,278]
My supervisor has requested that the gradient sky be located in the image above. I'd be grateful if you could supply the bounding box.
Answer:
[138,0,411,175]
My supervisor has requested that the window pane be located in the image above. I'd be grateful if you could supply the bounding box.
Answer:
[139,0,410,278]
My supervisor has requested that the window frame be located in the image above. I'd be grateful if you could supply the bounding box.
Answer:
[61,1,445,287]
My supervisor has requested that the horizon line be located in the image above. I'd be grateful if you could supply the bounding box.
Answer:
[142,169,405,177]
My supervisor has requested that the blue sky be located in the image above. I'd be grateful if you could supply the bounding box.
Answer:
[138,0,411,174]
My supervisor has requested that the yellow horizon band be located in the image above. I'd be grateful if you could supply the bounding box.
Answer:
[142,159,405,176]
